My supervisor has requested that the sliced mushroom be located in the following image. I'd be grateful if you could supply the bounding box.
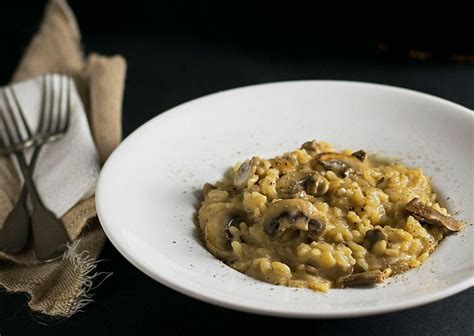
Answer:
[301,140,322,156]
[308,219,326,241]
[340,270,385,288]
[204,208,245,259]
[276,171,329,197]
[317,152,364,177]
[351,149,367,162]
[304,173,330,196]
[233,157,258,188]
[293,215,309,231]
[364,228,388,250]
[225,217,244,240]
[261,199,326,241]
[276,171,308,196]
[262,199,315,235]
[406,198,463,232]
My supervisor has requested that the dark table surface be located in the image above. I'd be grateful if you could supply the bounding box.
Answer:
[1,2,474,335]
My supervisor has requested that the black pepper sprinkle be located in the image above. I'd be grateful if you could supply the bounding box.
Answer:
[172,241,176,244]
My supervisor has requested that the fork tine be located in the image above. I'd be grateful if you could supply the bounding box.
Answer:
[63,77,72,133]
[0,103,15,147]
[0,128,7,147]
[55,75,65,133]
[0,105,10,149]
[37,74,48,134]
[1,89,25,145]
[8,86,33,140]
[45,74,55,134]
[0,124,9,155]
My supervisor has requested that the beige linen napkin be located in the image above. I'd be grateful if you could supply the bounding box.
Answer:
[0,0,126,317]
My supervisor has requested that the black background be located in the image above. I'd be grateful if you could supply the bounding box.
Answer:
[1,1,473,335]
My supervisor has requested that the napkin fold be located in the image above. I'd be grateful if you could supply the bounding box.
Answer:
[0,0,126,317]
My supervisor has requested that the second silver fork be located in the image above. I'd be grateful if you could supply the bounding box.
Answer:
[0,74,71,260]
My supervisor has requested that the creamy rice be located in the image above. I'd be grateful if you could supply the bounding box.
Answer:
[197,141,463,291]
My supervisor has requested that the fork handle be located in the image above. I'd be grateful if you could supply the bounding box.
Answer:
[0,188,29,253]
[31,205,70,260]
[15,152,45,209]
[14,151,70,260]
[0,145,43,254]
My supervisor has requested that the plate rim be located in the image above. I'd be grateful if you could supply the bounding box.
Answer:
[96,80,474,318]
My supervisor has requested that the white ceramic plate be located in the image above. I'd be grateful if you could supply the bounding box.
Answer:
[96,81,473,318]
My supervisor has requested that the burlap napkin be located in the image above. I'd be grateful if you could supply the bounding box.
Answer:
[0,0,126,317]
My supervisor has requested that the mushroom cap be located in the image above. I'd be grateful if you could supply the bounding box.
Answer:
[276,171,329,198]
[233,157,258,188]
[276,171,310,196]
[261,199,326,240]
[204,207,245,259]
[304,173,330,196]
[317,152,364,177]
[307,219,326,241]
[198,202,229,231]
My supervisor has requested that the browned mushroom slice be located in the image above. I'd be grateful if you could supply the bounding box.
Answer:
[364,228,388,250]
[204,208,246,259]
[261,199,326,241]
[300,140,322,156]
[340,270,385,288]
[276,171,329,197]
[406,198,463,232]
[351,149,367,162]
[233,157,258,188]
[317,152,363,177]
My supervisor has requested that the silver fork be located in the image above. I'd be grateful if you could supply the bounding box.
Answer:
[0,74,71,260]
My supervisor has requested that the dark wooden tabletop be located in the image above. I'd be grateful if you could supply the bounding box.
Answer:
[1,2,473,335]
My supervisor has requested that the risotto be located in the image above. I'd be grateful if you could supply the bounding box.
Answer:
[197,141,463,291]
